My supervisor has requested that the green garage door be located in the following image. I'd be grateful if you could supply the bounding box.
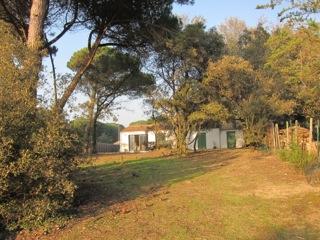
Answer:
[227,131,236,149]
[198,132,207,150]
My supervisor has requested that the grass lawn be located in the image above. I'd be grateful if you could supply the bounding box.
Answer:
[18,149,320,240]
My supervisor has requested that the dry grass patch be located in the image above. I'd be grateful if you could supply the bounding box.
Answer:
[17,149,320,240]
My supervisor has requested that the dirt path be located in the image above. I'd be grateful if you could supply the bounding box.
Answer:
[17,150,320,240]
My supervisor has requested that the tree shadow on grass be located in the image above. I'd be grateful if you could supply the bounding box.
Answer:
[74,150,239,217]
[259,225,320,240]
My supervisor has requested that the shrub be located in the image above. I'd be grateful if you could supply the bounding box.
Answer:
[277,143,316,169]
[0,21,81,232]
[0,112,81,231]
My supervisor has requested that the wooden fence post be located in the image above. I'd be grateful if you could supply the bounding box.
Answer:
[286,121,289,148]
[317,120,320,161]
[272,123,276,149]
[295,120,298,144]
[309,118,313,144]
[275,123,280,149]
[309,118,313,154]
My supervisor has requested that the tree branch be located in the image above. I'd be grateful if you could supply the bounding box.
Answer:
[45,2,78,48]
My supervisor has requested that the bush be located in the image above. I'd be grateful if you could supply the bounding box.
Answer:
[0,21,81,232]
[277,144,316,169]
[0,113,81,231]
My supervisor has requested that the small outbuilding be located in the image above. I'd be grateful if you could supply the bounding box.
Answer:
[119,123,244,152]
[187,127,244,151]
[120,124,167,152]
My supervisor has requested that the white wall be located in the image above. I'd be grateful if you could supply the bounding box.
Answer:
[206,129,221,149]
[235,130,245,148]
[220,130,244,149]
[187,129,221,150]
[121,128,245,152]
[188,128,244,150]
[120,131,156,152]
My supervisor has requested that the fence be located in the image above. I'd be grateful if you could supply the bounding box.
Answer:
[267,118,320,159]
[95,143,120,153]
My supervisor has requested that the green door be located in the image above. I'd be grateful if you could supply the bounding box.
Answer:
[198,132,207,150]
[227,131,236,149]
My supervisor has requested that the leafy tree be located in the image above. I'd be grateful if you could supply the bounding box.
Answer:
[238,23,270,69]
[0,21,80,232]
[71,117,123,145]
[204,56,258,116]
[148,22,226,154]
[258,0,320,22]
[68,47,154,154]
[204,56,293,146]
[0,0,193,112]
[218,17,247,55]
[97,123,123,144]
[265,24,320,119]
[129,119,155,126]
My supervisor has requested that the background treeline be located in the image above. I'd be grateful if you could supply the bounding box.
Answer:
[146,17,320,154]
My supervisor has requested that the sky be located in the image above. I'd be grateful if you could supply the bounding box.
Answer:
[44,0,282,126]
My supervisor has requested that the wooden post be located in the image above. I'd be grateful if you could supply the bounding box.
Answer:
[272,123,276,149]
[309,118,313,153]
[274,123,280,149]
[309,118,313,144]
[286,121,289,148]
[317,120,320,161]
[295,120,298,144]
[277,123,281,148]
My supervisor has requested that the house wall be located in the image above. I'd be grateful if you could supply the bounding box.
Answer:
[220,130,244,149]
[120,131,156,152]
[206,129,221,149]
[187,128,244,150]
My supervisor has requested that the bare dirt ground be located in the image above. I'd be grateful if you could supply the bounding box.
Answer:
[16,149,320,240]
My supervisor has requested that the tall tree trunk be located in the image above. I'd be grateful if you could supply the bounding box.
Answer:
[57,33,104,112]
[92,111,99,154]
[85,88,97,155]
[27,0,49,96]
[27,0,48,51]
[175,118,188,155]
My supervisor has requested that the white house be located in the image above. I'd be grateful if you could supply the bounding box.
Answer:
[120,125,159,152]
[187,128,244,150]
[120,124,244,152]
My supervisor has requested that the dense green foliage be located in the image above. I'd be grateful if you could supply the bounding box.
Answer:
[129,119,155,126]
[238,24,270,69]
[265,25,320,119]
[71,117,123,145]
[0,21,80,233]
[149,21,226,154]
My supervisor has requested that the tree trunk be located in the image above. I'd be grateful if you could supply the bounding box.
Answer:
[27,0,48,51]
[27,0,49,96]
[92,111,99,154]
[176,124,188,155]
[193,133,199,153]
[57,33,104,112]
[85,88,97,155]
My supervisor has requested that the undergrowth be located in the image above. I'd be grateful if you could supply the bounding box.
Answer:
[277,144,316,169]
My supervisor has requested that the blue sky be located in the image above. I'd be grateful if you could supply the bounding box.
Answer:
[44,0,282,126]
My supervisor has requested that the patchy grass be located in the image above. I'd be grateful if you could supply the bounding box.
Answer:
[277,144,316,169]
[17,150,320,240]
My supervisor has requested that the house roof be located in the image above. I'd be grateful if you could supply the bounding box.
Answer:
[121,124,155,132]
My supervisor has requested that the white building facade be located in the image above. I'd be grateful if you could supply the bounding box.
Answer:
[187,128,244,151]
[120,124,244,152]
[119,125,160,152]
